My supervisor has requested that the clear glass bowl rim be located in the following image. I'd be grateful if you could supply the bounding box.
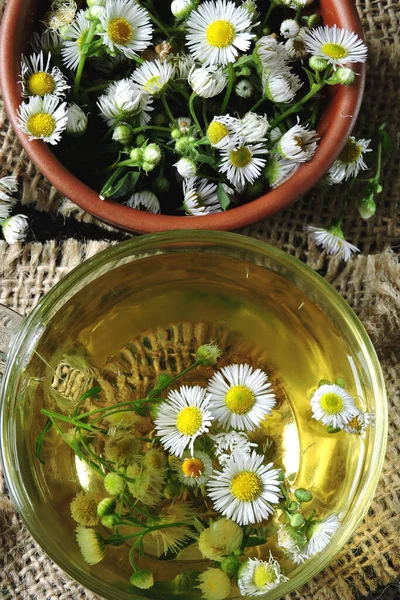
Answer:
[0,230,388,600]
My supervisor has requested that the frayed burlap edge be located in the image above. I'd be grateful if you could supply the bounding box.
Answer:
[0,240,399,600]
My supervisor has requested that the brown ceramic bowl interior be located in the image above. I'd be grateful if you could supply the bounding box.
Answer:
[0,0,365,233]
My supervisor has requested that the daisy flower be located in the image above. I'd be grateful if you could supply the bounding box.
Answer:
[61,10,91,71]
[168,53,196,81]
[219,144,268,191]
[326,136,371,182]
[305,224,360,262]
[99,0,153,59]
[65,103,88,136]
[177,116,192,135]
[280,19,300,39]
[97,79,153,126]
[235,79,254,98]
[186,0,254,67]
[237,554,288,596]
[342,410,375,434]
[175,450,213,487]
[310,383,358,428]
[285,29,309,61]
[207,363,276,431]
[21,51,69,98]
[127,191,161,214]
[210,431,257,466]
[263,69,303,104]
[197,568,231,600]
[207,451,281,525]
[188,65,227,98]
[304,514,340,557]
[131,59,175,96]
[75,526,105,565]
[277,524,308,565]
[0,176,19,217]
[30,30,63,55]
[183,177,222,216]
[17,95,68,144]
[154,385,214,458]
[206,115,242,149]
[146,501,199,556]
[304,25,368,69]
[2,215,29,244]
[278,122,318,162]
[198,518,243,560]
[264,156,300,188]
[240,112,269,144]
[0,176,18,196]
[70,492,99,527]
[126,465,166,507]
[255,36,288,70]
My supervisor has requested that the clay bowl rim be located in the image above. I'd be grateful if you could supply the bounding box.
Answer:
[0,0,366,233]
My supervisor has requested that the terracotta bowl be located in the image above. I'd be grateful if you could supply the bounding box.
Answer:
[0,0,365,233]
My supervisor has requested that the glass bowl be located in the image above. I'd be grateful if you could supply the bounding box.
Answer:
[0,231,387,599]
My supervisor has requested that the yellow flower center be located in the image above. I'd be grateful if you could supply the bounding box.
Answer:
[27,72,55,96]
[144,75,162,93]
[176,406,203,436]
[182,457,204,478]
[338,138,362,164]
[230,147,252,168]
[253,564,276,588]
[321,42,348,60]
[230,471,262,502]
[293,39,305,52]
[207,121,229,145]
[225,385,255,414]
[27,113,56,137]
[346,416,361,432]
[108,17,133,45]
[320,392,344,415]
[206,20,235,48]
[293,135,305,149]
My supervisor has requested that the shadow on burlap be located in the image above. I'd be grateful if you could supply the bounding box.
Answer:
[0,0,400,598]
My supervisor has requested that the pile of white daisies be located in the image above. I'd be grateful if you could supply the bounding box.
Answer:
[39,344,374,598]
[0,176,29,244]
[16,0,371,233]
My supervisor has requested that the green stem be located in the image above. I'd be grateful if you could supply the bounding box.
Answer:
[261,2,275,29]
[189,94,203,135]
[202,99,209,129]
[73,21,97,99]
[375,139,383,181]
[249,95,269,113]
[41,409,108,434]
[149,360,202,396]
[221,63,235,113]
[75,397,164,421]
[161,95,176,126]
[335,178,356,227]
[270,81,326,129]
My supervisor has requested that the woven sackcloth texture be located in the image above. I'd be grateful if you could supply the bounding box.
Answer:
[0,0,400,598]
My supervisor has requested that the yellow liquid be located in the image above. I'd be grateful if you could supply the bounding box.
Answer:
[24,253,368,598]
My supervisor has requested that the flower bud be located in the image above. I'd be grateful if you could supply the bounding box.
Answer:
[143,143,162,165]
[357,197,376,220]
[171,128,182,140]
[235,79,254,98]
[307,13,321,28]
[130,569,154,590]
[88,5,104,18]
[87,0,105,6]
[130,147,143,164]
[246,181,264,198]
[175,157,196,178]
[97,497,117,517]
[295,488,313,503]
[66,104,88,136]
[175,136,192,154]
[113,124,133,145]
[196,344,221,365]
[171,0,195,19]
[101,514,119,527]
[336,67,356,86]
[104,472,125,496]
[288,500,299,512]
[289,513,305,528]
[142,161,156,173]
[152,176,170,194]
[153,112,168,126]
[280,19,300,39]
[136,134,146,146]
[327,425,342,434]
[309,56,328,72]
[58,24,72,39]
[335,377,346,388]
[220,555,240,578]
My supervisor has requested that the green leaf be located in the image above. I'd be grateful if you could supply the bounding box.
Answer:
[110,171,141,199]
[244,536,268,548]
[100,166,126,198]
[35,418,53,464]
[378,123,392,152]
[302,67,316,89]
[197,153,215,166]
[73,386,102,417]
[217,183,231,211]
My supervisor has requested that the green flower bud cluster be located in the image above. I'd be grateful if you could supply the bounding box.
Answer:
[129,143,162,173]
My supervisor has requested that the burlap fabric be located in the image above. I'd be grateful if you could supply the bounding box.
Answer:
[0,0,399,598]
